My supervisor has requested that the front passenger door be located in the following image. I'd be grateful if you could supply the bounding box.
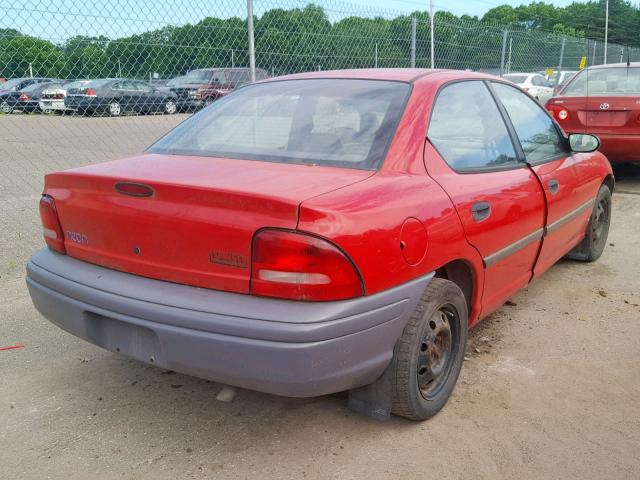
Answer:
[425,80,546,318]
[490,81,602,276]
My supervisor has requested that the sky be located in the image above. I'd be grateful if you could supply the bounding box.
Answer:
[2,0,580,42]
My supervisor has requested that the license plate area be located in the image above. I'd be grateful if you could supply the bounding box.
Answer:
[84,312,163,366]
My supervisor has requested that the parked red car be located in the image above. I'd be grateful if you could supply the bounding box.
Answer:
[546,63,640,163]
[27,69,613,421]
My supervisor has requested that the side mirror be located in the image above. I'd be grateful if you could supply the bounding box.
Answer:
[569,133,600,153]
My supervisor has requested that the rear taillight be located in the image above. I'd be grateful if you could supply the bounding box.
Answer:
[522,87,530,92]
[85,88,97,97]
[251,229,363,301]
[39,195,66,254]
[18,93,30,101]
[546,104,570,121]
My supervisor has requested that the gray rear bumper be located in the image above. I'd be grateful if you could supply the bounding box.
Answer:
[26,249,432,397]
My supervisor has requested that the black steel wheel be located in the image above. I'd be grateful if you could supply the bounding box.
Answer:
[391,278,468,421]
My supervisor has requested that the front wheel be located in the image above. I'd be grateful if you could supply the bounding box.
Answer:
[1,101,13,114]
[164,99,177,114]
[391,278,468,421]
[565,184,612,262]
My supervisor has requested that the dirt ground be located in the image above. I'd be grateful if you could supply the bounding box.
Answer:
[1,115,639,479]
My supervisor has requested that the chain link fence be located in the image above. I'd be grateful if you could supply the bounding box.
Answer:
[1,0,638,279]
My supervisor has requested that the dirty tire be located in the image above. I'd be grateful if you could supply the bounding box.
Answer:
[391,278,468,421]
[565,184,612,262]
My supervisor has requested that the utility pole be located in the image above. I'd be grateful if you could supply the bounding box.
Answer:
[411,17,416,68]
[430,0,435,69]
[247,0,256,82]
[500,29,508,77]
[604,0,609,64]
[554,38,566,87]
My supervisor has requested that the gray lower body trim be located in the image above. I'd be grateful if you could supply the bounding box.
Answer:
[483,228,544,268]
[482,198,595,267]
[545,199,594,235]
[26,248,433,397]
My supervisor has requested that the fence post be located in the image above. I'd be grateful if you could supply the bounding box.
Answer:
[555,37,566,87]
[500,29,508,77]
[410,17,416,68]
[430,1,435,69]
[375,43,378,68]
[592,40,597,65]
[507,37,512,74]
[247,0,256,82]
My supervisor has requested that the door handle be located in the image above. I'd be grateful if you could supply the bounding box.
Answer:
[471,202,491,222]
[548,179,560,195]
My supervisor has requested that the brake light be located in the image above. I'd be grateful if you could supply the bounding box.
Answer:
[251,229,363,301]
[85,88,97,97]
[19,93,30,101]
[39,195,66,254]
[546,104,569,121]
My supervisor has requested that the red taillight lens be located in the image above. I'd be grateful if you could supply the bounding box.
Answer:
[557,109,569,121]
[39,195,66,254]
[251,229,363,301]
[85,88,97,97]
[19,93,30,101]
[546,104,570,121]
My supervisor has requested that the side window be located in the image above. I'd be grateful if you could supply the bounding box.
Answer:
[135,82,153,93]
[112,82,122,90]
[428,81,518,171]
[532,76,543,86]
[491,82,566,164]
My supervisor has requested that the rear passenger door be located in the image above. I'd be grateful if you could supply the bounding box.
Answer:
[425,80,546,318]
[490,81,601,276]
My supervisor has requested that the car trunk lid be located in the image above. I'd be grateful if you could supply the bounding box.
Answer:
[550,96,640,133]
[44,153,372,294]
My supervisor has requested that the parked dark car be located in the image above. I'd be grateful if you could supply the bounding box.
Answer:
[5,80,68,113]
[64,78,178,116]
[0,77,57,113]
[169,67,269,111]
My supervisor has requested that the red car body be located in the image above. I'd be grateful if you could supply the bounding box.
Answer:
[27,69,613,417]
[546,62,640,163]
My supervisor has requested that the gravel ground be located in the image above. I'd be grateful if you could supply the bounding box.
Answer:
[1,114,639,480]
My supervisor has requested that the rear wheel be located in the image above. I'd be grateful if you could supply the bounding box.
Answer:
[391,278,468,421]
[1,101,12,114]
[565,184,612,262]
[108,100,121,116]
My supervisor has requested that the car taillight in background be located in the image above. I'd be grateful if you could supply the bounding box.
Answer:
[85,88,97,97]
[18,93,30,101]
[39,195,66,254]
[251,229,364,301]
[522,87,530,92]
[546,104,570,122]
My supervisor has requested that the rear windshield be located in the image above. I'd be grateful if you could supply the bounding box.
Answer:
[564,67,640,96]
[504,75,527,84]
[182,69,224,84]
[148,79,411,170]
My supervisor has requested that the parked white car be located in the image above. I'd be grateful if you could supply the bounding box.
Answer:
[39,80,88,113]
[503,73,554,104]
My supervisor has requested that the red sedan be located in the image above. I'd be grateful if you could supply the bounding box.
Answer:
[546,62,640,163]
[27,69,613,421]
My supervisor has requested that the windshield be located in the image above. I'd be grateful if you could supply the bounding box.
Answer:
[0,78,26,91]
[504,75,527,85]
[166,76,184,86]
[550,71,577,85]
[564,67,640,96]
[148,79,410,170]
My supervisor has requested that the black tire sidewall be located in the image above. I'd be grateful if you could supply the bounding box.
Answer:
[394,279,468,420]
[586,185,612,261]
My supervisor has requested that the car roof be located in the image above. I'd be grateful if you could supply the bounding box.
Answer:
[266,68,477,83]
[588,62,640,70]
